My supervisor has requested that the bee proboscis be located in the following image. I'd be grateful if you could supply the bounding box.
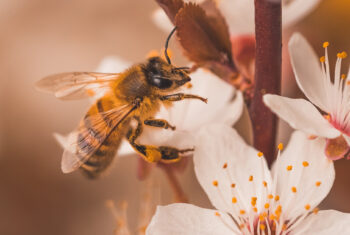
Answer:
[36,28,207,178]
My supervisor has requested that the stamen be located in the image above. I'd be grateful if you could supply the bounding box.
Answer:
[305,204,310,210]
[320,56,326,62]
[259,212,267,221]
[260,224,266,231]
[264,203,270,209]
[239,210,246,215]
[249,175,253,181]
[232,197,237,204]
[286,165,293,171]
[323,41,329,48]
[316,181,321,187]
[268,194,273,199]
[257,152,263,157]
[222,163,228,169]
[263,181,267,187]
[215,212,221,216]
[291,187,297,193]
[302,161,309,167]
[278,143,284,150]
[253,207,258,213]
[231,183,236,188]
[313,207,319,214]
[269,214,276,220]
[251,197,257,206]
[274,195,280,201]
[212,180,218,187]
[341,74,346,79]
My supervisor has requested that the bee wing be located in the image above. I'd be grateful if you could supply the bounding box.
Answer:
[35,72,120,100]
[61,102,137,173]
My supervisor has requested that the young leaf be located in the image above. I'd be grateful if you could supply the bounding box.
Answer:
[155,0,184,24]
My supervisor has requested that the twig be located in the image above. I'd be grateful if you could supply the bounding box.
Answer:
[250,0,282,166]
[158,163,188,203]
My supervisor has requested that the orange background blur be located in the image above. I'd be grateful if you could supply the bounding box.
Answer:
[0,0,350,234]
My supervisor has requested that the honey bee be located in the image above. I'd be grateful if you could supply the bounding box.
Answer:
[36,28,207,178]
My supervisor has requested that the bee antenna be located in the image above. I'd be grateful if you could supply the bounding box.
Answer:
[164,26,177,65]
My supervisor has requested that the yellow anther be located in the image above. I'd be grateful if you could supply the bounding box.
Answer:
[240,224,245,229]
[186,83,193,89]
[291,187,297,193]
[231,183,236,188]
[282,224,287,231]
[342,51,348,59]
[257,152,263,157]
[253,207,258,213]
[286,165,293,171]
[323,41,329,48]
[305,204,311,210]
[222,163,228,169]
[232,197,237,203]
[278,143,284,150]
[302,161,309,167]
[316,181,322,187]
[313,207,319,214]
[320,56,326,62]
[269,214,276,220]
[275,205,282,214]
[249,175,253,181]
[263,181,267,187]
[347,81,350,85]
[212,180,218,187]
[215,212,221,216]
[240,210,246,215]
[268,194,273,199]
[260,224,266,231]
[341,74,346,79]
[251,197,257,206]
[259,212,267,221]
[275,195,280,201]
[264,203,270,209]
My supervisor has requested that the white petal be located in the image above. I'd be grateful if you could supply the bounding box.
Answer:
[53,132,76,154]
[263,94,340,138]
[117,140,135,156]
[152,9,174,33]
[289,33,329,111]
[272,131,335,220]
[194,124,272,215]
[137,69,242,150]
[146,203,239,235]
[217,0,255,35]
[96,56,131,73]
[293,210,350,235]
[283,0,321,28]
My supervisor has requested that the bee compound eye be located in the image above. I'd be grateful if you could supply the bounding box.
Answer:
[150,76,173,89]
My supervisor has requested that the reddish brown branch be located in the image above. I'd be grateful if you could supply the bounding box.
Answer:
[250,0,282,166]
[158,163,188,203]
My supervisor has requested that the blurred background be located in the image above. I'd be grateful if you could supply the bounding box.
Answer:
[0,0,350,234]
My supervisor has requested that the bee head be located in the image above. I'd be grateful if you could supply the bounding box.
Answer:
[145,56,191,91]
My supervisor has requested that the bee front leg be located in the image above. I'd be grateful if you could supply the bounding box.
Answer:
[144,118,176,130]
[159,93,208,103]
[127,118,193,163]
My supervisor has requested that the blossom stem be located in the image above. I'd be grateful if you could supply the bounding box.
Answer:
[250,0,282,166]
[158,163,188,203]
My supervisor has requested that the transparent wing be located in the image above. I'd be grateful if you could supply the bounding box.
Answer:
[35,72,120,100]
[61,102,137,173]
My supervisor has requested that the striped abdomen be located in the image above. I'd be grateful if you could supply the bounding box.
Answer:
[77,96,130,179]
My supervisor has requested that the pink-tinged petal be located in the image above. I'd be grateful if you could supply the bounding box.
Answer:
[152,9,173,33]
[283,0,321,28]
[146,203,239,235]
[194,124,272,215]
[263,94,340,138]
[325,135,350,160]
[293,210,350,235]
[289,33,329,111]
[272,131,335,220]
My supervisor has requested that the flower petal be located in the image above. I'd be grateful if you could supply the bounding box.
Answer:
[146,203,240,235]
[272,131,335,220]
[283,0,321,28]
[263,94,340,138]
[194,124,272,215]
[288,33,329,111]
[152,9,174,33]
[96,56,131,73]
[293,210,350,235]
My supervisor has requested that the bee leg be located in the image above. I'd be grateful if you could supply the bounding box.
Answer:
[126,118,193,163]
[159,93,208,103]
[144,118,176,130]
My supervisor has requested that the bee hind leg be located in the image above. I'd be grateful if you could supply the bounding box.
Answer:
[144,118,176,130]
[126,118,193,163]
[159,93,208,103]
